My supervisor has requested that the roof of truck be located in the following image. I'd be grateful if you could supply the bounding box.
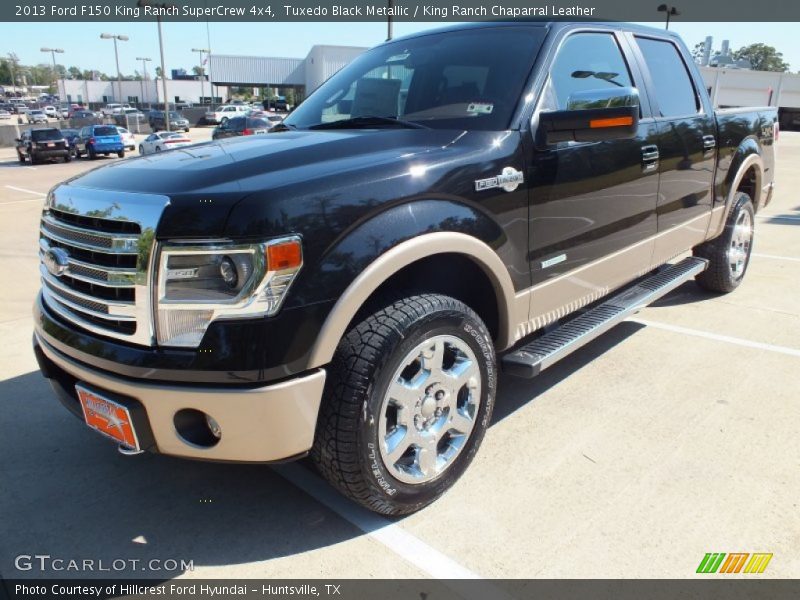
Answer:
[390,20,680,44]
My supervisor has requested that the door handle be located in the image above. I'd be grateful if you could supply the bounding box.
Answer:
[703,135,716,151]
[641,145,659,172]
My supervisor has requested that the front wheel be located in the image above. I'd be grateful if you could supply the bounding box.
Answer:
[694,191,755,293]
[312,294,496,515]
[139,145,145,155]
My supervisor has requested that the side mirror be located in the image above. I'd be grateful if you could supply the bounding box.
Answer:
[539,87,640,145]
[14,138,21,142]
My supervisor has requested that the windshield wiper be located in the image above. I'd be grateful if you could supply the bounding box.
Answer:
[308,116,428,130]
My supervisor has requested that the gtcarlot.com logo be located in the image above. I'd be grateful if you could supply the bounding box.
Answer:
[697,552,773,574]
[15,554,194,573]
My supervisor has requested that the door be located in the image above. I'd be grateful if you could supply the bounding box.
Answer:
[630,35,716,265]
[527,31,660,324]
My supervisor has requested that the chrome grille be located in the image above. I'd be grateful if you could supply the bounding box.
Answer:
[39,185,170,345]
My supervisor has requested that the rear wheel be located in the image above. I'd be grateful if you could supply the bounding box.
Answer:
[88,146,97,160]
[17,152,25,164]
[155,146,161,153]
[312,294,496,515]
[117,150,125,158]
[694,191,755,293]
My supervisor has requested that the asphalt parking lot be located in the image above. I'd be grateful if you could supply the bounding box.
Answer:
[0,133,798,581]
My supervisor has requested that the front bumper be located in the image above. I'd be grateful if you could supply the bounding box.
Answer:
[33,331,326,463]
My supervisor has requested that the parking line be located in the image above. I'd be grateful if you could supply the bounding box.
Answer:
[4,186,46,196]
[629,318,800,358]
[274,463,484,580]
[0,198,44,206]
[752,252,800,263]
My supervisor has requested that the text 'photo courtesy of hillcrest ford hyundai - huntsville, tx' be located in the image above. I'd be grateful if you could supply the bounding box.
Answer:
[31,21,777,517]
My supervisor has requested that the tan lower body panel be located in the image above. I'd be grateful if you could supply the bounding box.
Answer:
[518,212,714,338]
[38,334,326,462]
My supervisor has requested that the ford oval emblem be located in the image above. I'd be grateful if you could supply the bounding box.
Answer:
[44,247,70,277]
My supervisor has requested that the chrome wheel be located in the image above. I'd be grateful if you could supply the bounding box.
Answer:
[378,335,481,485]
[728,210,753,279]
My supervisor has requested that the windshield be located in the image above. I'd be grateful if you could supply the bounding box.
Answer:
[284,27,545,131]
[32,129,64,141]
[169,112,181,118]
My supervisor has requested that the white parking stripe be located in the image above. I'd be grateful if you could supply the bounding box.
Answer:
[757,214,800,222]
[274,463,486,581]
[629,318,800,358]
[0,198,44,206]
[4,186,46,196]
[752,252,800,263]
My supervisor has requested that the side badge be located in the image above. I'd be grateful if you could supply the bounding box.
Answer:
[475,167,524,193]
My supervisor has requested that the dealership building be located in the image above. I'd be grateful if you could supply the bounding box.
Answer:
[59,44,367,106]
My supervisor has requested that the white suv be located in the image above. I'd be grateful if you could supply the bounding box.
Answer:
[205,104,249,125]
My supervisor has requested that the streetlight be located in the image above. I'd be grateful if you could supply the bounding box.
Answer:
[40,47,64,101]
[191,48,209,105]
[657,4,680,30]
[137,0,172,131]
[136,56,152,107]
[100,33,129,103]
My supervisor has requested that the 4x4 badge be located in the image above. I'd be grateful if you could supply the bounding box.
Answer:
[475,167,524,193]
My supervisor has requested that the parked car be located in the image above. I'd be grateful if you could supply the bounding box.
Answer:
[15,128,70,164]
[102,103,130,116]
[14,104,29,114]
[58,105,71,119]
[114,108,146,126]
[60,128,81,156]
[70,110,97,120]
[27,110,48,124]
[43,106,59,118]
[0,109,11,120]
[139,131,193,155]
[204,104,249,125]
[115,126,136,151]
[31,21,777,516]
[212,116,271,140]
[148,110,191,132]
[74,124,125,159]
[138,131,193,154]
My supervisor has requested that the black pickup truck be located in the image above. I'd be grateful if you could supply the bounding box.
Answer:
[33,22,776,515]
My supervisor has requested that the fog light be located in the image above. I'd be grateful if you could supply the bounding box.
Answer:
[206,415,222,439]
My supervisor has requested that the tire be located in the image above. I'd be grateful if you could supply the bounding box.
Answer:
[221,117,228,126]
[139,145,144,155]
[155,146,161,153]
[118,151,125,158]
[88,146,97,160]
[63,154,71,163]
[694,191,755,293]
[17,152,25,164]
[30,154,40,165]
[312,293,496,515]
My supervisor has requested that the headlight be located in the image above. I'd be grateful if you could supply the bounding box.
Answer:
[155,236,302,347]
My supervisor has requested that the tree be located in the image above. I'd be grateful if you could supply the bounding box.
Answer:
[733,43,790,72]
[191,65,205,77]
[155,66,163,79]
[0,59,11,85]
[67,66,81,79]
[691,41,708,64]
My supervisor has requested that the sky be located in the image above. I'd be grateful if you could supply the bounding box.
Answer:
[2,21,799,78]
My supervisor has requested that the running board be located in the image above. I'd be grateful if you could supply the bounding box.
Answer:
[502,257,708,378]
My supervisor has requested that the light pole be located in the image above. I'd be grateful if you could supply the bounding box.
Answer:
[136,56,151,107]
[7,53,19,96]
[100,33,129,103]
[387,0,394,41]
[137,0,172,131]
[40,47,64,101]
[657,4,680,30]
[191,48,209,105]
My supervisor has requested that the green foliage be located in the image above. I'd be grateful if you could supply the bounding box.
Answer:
[733,43,790,72]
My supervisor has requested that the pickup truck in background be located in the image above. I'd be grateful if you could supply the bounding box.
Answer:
[33,22,776,515]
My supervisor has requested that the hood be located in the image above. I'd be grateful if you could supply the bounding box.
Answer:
[63,128,506,238]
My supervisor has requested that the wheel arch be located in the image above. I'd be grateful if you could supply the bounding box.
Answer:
[709,146,764,239]
[306,232,520,369]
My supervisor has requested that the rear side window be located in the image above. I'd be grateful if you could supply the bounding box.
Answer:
[545,33,634,110]
[635,37,699,118]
